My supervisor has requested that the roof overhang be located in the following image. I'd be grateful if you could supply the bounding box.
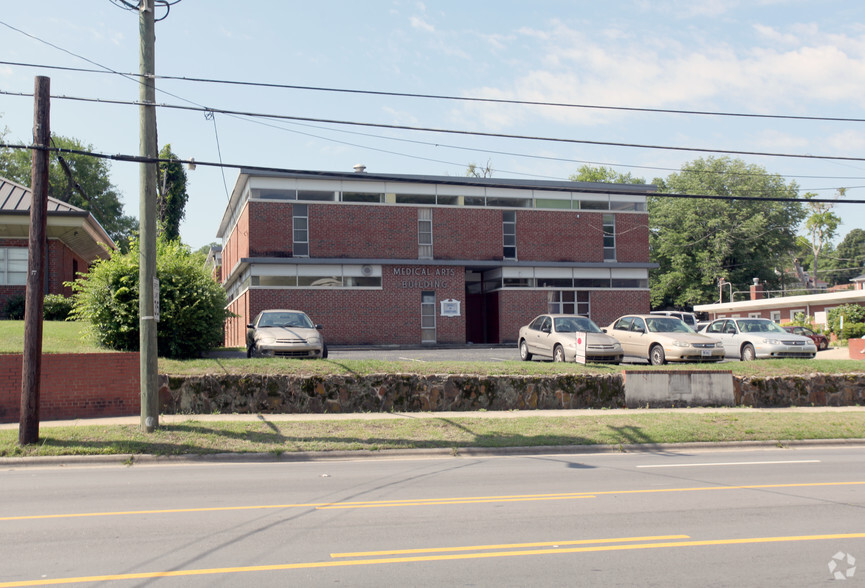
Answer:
[0,211,114,262]
[694,289,865,314]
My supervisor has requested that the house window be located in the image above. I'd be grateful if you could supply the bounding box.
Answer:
[770,311,781,323]
[421,291,436,343]
[293,204,309,257]
[503,211,516,260]
[418,209,433,259]
[603,214,616,261]
[547,291,590,316]
[0,247,27,285]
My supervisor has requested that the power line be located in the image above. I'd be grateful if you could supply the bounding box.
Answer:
[4,90,865,164]
[3,142,864,204]
[2,58,864,124]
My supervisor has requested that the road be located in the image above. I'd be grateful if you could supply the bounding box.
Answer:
[2,446,864,586]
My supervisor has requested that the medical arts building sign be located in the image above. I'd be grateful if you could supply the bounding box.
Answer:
[393,266,456,290]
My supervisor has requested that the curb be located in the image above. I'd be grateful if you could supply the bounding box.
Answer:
[2,438,864,468]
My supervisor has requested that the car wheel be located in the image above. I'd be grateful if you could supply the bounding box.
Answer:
[818,339,828,351]
[741,343,756,361]
[553,344,566,362]
[649,345,665,366]
[519,340,533,361]
[321,343,328,359]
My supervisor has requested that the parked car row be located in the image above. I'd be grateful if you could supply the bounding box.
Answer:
[517,313,818,365]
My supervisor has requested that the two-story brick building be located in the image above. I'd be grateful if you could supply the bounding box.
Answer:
[217,168,656,347]
[0,176,114,315]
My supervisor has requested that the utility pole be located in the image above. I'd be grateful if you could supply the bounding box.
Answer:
[19,76,50,446]
[139,0,159,432]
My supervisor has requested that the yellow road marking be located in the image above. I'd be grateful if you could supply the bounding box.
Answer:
[1,532,864,587]
[2,481,863,521]
[331,534,691,557]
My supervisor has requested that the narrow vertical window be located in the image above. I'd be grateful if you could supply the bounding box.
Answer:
[503,211,516,260]
[418,208,433,259]
[603,214,616,261]
[293,204,309,257]
[421,290,436,343]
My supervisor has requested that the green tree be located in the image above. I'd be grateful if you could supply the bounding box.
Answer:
[0,134,136,249]
[569,165,646,185]
[826,228,865,286]
[466,160,493,178]
[69,238,229,358]
[157,144,189,242]
[650,157,805,308]
[803,191,841,286]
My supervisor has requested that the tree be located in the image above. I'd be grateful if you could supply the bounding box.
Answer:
[803,191,841,286]
[650,157,805,308]
[157,144,189,242]
[569,165,646,185]
[826,228,865,286]
[0,134,137,249]
[69,238,230,359]
[466,160,493,178]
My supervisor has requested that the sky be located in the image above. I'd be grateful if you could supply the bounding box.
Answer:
[1,1,864,252]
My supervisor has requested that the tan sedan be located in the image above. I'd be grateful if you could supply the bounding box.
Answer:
[518,314,623,363]
[604,314,724,365]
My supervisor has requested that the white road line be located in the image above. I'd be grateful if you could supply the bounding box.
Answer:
[636,460,821,469]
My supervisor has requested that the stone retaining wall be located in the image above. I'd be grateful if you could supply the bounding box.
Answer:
[158,372,865,415]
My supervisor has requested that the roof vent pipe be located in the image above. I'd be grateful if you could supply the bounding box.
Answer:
[353,164,367,173]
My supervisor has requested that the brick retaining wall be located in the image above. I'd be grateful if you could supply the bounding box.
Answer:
[0,353,140,423]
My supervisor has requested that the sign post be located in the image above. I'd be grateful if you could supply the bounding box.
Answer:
[574,331,587,364]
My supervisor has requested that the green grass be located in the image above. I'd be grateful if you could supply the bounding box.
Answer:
[0,320,105,354]
[2,411,864,457]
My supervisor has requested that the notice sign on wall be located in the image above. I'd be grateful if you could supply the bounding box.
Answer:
[440,299,461,317]
[574,331,587,364]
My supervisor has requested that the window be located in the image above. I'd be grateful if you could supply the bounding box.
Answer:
[293,204,309,257]
[547,291,589,316]
[342,192,383,203]
[421,291,436,343]
[418,209,433,259]
[770,311,781,323]
[503,211,516,260]
[603,214,616,261]
[0,247,27,285]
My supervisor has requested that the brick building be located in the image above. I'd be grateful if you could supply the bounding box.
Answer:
[217,169,656,347]
[0,176,114,314]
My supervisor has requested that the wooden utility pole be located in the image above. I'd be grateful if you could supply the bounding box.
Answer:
[19,76,50,446]
[139,0,159,432]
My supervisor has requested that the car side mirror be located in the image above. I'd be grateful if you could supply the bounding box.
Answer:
[601,328,607,333]
[246,323,254,329]
[542,325,551,333]
[315,324,323,330]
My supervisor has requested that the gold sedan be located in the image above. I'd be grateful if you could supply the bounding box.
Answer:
[604,314,724,365]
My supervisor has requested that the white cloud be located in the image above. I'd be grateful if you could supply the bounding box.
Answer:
[410,16,435,33]
[825,129,865,154]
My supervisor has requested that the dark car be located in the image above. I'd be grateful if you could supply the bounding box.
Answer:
[783,326,829,351]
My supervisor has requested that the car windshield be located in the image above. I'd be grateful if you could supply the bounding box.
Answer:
[645,317,694,333]
[738,319,785,334]
[554,317,602,333]
[258,312,314,328]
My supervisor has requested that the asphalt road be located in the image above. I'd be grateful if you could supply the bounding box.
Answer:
[2,446,863,586]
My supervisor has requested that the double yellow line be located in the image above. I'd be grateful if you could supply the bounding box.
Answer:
[2,533,864,586]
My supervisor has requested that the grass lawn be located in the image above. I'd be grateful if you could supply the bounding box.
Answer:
[2,411,864,457]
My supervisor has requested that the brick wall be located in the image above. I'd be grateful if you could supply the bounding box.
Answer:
[517,210,603,262]
[244,264,467,345]
[222,205,250,282]
[0,238,87,316]
[310,204,417,259]
[0,353,140,423]
[592,290,651,327]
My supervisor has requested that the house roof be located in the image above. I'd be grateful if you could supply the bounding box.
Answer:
[694,288,865,314]
[0,176,115,261]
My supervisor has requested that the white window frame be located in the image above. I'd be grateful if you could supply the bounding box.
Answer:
[503,211,517,260]
[603,214,616,261]
[770,311,781,323]
[292,204,309,258]
[0,247,28,286]
[418,208,433,259]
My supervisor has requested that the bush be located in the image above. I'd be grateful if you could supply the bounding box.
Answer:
[69,238,230,358]
[3,294,26,320]
[43,294,75,321]
[827,304,865,338]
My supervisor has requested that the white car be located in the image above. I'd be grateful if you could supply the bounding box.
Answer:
[518,314,623,363]
[700,318,816,361]
[246,309,327,359]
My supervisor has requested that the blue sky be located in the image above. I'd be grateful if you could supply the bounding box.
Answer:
[1,1,864,252]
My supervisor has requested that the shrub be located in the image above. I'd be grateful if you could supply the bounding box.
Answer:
[827,304,865,338]
[43,294,75,321]
[3,294,26,320]
[69,238,230,358]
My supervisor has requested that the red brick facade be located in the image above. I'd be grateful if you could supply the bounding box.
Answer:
[0,353,139,423]
[0,238,89,316]
[218,172,654,346]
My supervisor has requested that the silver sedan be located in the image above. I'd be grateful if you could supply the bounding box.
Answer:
[700,318,816,360]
